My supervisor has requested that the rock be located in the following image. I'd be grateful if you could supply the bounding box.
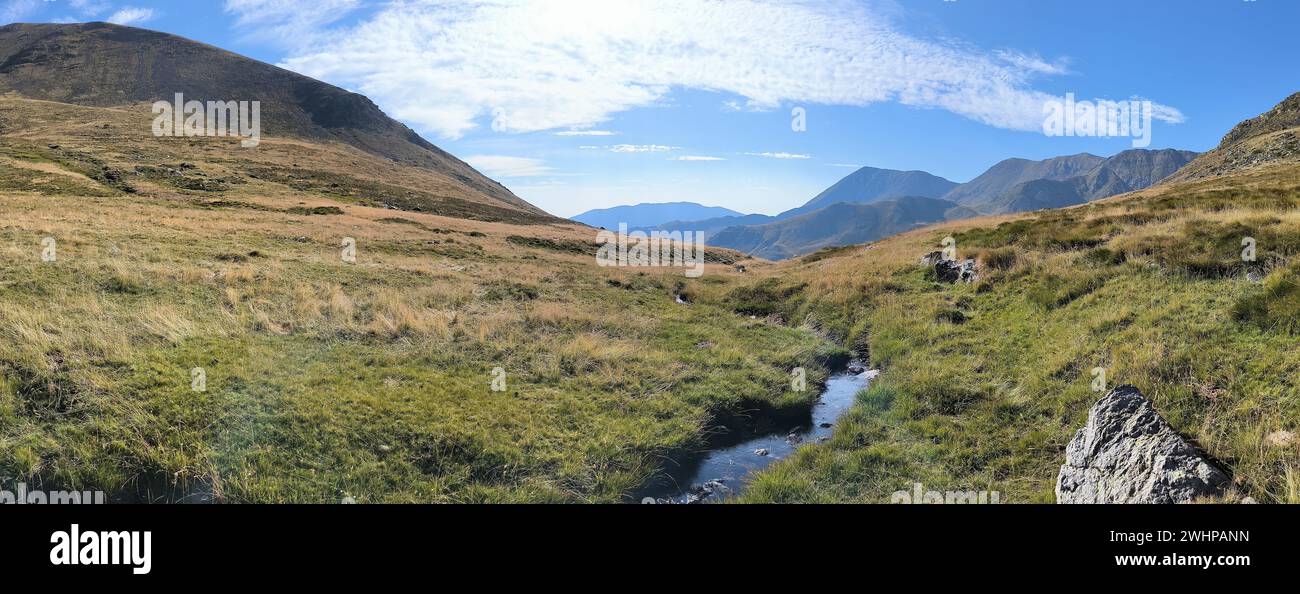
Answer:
[685,479,729,504]
[1056,386,1229,504]
[936,259,979,283]
[1266,430,1295,448]
[1246,270,1264,283]
[919,251,978,283]
[753,448,769,456]
[786,433,803,445]
[819,422,834,428]
[847,363,866,374]
[1240,497,1258,504]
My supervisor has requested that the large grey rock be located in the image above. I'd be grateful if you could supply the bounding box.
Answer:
[919,251,979,283]
[1056,386,1229,504]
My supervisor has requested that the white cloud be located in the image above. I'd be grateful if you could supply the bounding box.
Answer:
[555,130,617,136]
[106,7,155,25]
[745,152,811,160]
[251,0,1182,139]
[463,155,552,178]
[1,0,41,23]
[670,155,725,161]
[608,144,677,153]
[223,0,362,45]
[69,0,111,17]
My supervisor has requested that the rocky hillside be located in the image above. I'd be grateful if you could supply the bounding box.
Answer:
[1169,92,1300,182]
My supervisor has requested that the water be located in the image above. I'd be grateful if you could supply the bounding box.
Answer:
[640,365,877,504]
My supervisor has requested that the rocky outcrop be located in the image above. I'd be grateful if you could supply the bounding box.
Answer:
[919,251,978,283]
[1056,386,1229,503]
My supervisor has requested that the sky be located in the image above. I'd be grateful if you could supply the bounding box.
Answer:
[4,0,1298,217]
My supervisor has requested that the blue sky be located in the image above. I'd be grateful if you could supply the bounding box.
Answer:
[4,0,1298,217]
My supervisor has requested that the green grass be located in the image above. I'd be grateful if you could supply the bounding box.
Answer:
[735,183,1300,503]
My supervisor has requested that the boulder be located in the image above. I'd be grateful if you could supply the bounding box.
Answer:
[1056,386,1229,503]
[919,251,978,283]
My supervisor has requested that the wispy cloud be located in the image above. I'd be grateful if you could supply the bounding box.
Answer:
[235,0,1183,139]
[670,155,726,161]
[223,0,362,46]
[555,130,617,137]
[463,155,552,178]
[1,0,41,23]
[106,7,155,26]
[582,144,679,153]
[69,0,112,17]
[745,152,812,160]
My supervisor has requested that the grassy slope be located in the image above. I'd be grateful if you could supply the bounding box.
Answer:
[0,97,846,502]
[730,165,1300,503]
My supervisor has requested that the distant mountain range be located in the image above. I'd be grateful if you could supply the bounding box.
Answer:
[570,202,743,230]
[698,148,1197,259]
[709,196,976,260]
[967,149,1198,214]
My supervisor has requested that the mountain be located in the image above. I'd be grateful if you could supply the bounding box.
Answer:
[777,167,958,219]
[975,149,1199,214]
[708,196,973,260]
[570,202,744,230]
[652,213,777,236]
[1168,92,1300,182]
[942,153,1104,206]
[0,21,547,220]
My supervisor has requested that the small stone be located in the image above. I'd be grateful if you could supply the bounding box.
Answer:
[1266,430,1295,448]
[753,448,769,456]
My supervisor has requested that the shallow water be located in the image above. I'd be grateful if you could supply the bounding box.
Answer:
[641,365,876,503]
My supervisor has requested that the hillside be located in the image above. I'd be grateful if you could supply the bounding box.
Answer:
[708,196,971,260]
[0,21,546,221]
[570,202,743,230]
[1169,91,1300,182]
[708,93,1300,504]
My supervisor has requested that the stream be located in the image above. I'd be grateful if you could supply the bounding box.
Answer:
[640,363,878,504]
